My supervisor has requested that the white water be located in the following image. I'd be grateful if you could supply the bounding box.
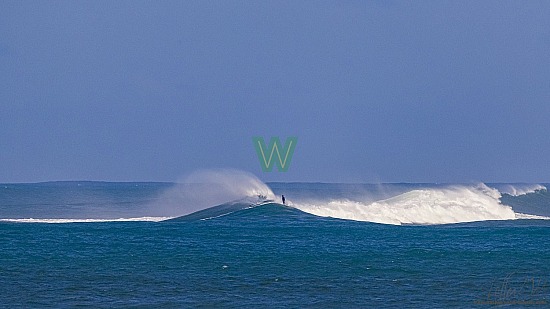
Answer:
[514,213,550,220]
[0,217,172,223]
[292,184,517,225]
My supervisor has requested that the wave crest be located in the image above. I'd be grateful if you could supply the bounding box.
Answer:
[148,169,275,217]
[492,184,547,196]
[293,184,516,225]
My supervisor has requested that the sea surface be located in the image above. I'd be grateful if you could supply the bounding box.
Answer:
[1,180,549,307]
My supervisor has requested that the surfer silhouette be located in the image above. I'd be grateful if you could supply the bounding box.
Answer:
[282,195,286,205]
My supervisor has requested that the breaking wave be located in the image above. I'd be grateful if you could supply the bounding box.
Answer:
[291,184,517,225]
[491,184,547,196]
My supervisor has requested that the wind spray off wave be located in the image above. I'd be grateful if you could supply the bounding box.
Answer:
[491,184,547,196]
[292,184,517,225]
[149,169,275,217]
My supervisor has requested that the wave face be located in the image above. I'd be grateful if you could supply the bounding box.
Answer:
[166,198,273,222]
[290,184,516,225]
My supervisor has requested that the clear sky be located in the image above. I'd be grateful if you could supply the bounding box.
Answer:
[1,1,549,183]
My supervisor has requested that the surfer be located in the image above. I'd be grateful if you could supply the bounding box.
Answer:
[282,195,286,205]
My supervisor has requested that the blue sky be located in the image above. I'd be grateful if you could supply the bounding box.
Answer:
[1,1,549,183]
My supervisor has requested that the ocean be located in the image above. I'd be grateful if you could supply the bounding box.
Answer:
[1,178,549,307]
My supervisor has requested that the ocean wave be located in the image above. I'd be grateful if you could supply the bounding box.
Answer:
[492,184,547,196]
[0,217,172,223]
[148,169,275,217]
[292,184,516,225]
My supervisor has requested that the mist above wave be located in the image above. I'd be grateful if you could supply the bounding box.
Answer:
[491,184,547,196]
[148,169,275,217]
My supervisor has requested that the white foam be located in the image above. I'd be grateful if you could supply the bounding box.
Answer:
[515,213,550,220]
[293,184,516,225]
[0,217,172,223]
[494,184,547,196]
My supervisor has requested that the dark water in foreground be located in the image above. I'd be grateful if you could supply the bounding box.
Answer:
[0,182,549,307]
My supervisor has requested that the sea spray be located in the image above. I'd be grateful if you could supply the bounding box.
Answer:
[148,169,275,217]
[491,184,547,196]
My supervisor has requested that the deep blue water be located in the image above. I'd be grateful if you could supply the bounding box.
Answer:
[1,182,549,307]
